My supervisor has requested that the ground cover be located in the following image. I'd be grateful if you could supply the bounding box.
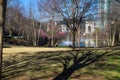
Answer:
[2,46,120,80]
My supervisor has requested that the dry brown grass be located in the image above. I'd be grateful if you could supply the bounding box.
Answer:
[3,46,71,54]
[3,46,71,53]
[2,46,120,80]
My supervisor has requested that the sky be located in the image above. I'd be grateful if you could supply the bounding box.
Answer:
[8,0,98,22]
[7,0,40,19]
[7,0,60,23]
[18,0,50,22]
[19,0,39,19]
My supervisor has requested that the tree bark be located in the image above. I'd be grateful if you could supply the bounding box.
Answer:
[51,25,54,46]
[95,34,98,47]
[111,31,116,46]
[8,29,12,36]
[0,4,2,65]
[32,20,37,46]
[77,28,80,48]
[0,21,2,79]
[0,0,7,79]
[72,31,76,49]
[118,32,120,45]
[53,67,75,80]
[107,38,110,46]
[107,32,112,46]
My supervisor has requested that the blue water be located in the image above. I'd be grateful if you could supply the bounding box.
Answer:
[58,40,85,47]
[58,38,97,47]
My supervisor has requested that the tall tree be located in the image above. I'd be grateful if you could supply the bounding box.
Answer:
[0,0,7,78]
[42,0,97,48]
[107,0,120,46]
[5,6,23,37]
[28,5,39,46]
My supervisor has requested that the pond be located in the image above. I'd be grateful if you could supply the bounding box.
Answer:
[58,38,107,47]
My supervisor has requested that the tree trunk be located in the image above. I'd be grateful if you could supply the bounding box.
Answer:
[33,32,37,46]
[118,32,120,45]
[77,28,80,48]
[8,29,12,36]
[0,0,7,79]
[108,32,112,46]
[107,38,110,46]
[0,24,2,80]
[27,30,30,41]
[72,31,76,49]
[95,34,98,47]
[0,4,2,64]
[111,31,115,46]
[53,67,75,80]
[51,23,54,47]
[32,20,37,46]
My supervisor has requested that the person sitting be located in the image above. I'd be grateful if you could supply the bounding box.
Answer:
[55,43,58,47]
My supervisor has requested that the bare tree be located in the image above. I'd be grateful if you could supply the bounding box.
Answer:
[42,0,97,49]
[93,27,100,47]
[27,4,39,46]
[4,0,43,46]
[5,6,23,37]
[38,0,58,46]
[106,0,120,46]
[0,0,7,78]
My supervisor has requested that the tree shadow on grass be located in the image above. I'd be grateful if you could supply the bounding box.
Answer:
[91,50,120,71]
[2,51,67,80]
[85,49,120,80]
[2,52,48,80]
[2,50,108,80]
[3,45,12,48]
[47,50,108,80]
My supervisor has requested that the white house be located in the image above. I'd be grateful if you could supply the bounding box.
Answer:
[60,24,67,32]
[84,21,96,35]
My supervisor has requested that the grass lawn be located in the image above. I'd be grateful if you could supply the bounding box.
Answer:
[2,46,120,80]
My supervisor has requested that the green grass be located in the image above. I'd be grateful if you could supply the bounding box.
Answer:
[2,47,120,80]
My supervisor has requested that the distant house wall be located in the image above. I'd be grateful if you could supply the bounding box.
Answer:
[85,21,95,34]
[60,24,67,32]
[46,20,97,39]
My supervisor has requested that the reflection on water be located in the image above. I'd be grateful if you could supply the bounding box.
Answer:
[84,38,95,47]
[78,38,96,47]
[59,38,107,47]
[58,41,72,46]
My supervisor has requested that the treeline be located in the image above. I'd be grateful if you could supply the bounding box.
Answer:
[106,1,120,46]
[3,0,120,47]
[4,1,66,46]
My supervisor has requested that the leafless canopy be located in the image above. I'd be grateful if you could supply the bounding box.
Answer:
[43,0,97,31]
[41,0,97,48]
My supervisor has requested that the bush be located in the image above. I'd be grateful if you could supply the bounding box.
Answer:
[3,36,32,46]
[15,39,32,46]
